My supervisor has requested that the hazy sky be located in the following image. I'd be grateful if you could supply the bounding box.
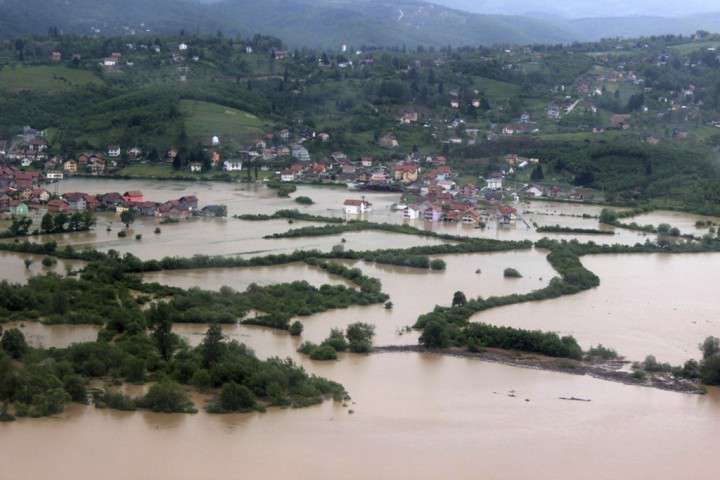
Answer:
[432,0,720,18]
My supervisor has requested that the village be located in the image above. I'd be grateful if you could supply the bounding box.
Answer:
[0,122,601,229]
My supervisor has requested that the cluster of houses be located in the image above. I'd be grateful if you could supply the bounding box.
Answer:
[1,183,225,220]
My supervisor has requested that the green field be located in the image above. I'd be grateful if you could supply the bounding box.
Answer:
[0,65,103,92]
[668,41,720,55]
[179,99,272,146]
[473,77,521,102]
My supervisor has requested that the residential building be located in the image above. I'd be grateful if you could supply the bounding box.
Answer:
[344,199,372,215]
[107,146,121,158]
[223,160,243,172]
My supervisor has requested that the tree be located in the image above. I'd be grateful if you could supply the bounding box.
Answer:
[452,291,467,307]
[120,210,136,230]
[8,217,32,236]
[700,337,720,360]
[23,258,33,270]
[346,323,375,353]
[430,259,446,271]
[419,320,450,349]
[599,208,618,224]
[201,323,224,368]
[40,213,54,233]
[149,303,176,361]
[530,164,544,181]
[53,213,68,233]
[218,382,256,411]
[1,328,28,359]
[289,321,304,336]
[139,380,195,413]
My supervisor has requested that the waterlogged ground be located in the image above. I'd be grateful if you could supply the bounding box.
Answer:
[473,253,720,364]
[3,179,720,479]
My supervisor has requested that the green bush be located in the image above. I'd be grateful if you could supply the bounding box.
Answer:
[289,321,304,336]
[310,345,338,361]
[294,196,314,205]
[503,268,522,278]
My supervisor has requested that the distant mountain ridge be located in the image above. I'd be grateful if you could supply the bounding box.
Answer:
[0,0,719,47]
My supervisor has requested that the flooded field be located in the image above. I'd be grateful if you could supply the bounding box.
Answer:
[471,253,720,363]
[0,251,85,284]
[4,179,720,480]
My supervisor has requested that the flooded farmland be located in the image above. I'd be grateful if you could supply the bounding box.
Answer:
[3,178,720,480]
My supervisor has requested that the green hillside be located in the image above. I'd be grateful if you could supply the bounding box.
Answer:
[0,65,103,93]
[180,99,271,145]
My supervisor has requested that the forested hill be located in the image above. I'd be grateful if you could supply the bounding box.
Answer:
[0,0,578,47]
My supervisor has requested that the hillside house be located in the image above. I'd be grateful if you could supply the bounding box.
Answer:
[107,146,121,158]
[189,163,203,173]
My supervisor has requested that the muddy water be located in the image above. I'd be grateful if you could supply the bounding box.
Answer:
[160,250,557,359]
[1,320,100,347]
[142,261,355,291]
[628,210,720,235]
[2,353,720,480]
[54,179,648,250]
[4,180,720,479]
[0,251,85,284]
[472,253,720,363]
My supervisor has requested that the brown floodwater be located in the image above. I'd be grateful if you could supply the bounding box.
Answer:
[4,180,720,479]
[0,251,86,284]
[472,253,720,363]
[628,210,720,235]
[2,353,720,480]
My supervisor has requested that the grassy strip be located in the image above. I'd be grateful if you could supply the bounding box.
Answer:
[234,209,345,223]
[536,225,615,235]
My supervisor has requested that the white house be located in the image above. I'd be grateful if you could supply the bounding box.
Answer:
[108,146,121,158]
[179,43,188,51]
[403,206,421,220]
[189,162,203,173]
[525,186,544,197]
[211,136,220,146]
[280,170,295,182]
[344,199,372,215]
[223,160,243,172]
[45,171,64,181]
[103,58,117,67]
[20,158,32,167]
[486,175,503,190]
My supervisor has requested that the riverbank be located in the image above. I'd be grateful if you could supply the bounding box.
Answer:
[372,345,705,395]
